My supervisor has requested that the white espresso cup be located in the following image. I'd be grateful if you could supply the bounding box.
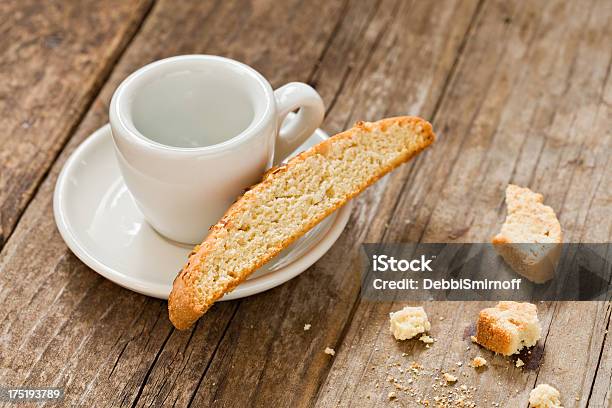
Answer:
[109,55,324,244]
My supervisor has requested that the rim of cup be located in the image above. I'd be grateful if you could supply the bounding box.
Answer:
[109,54,275,154]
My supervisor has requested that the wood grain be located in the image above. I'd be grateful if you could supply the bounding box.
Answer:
[0,0,479,405]
[0,0,414,406]
[186,1,481,407]
[0,0,153,249]
[0,0,610,406]
[317,0,612,406]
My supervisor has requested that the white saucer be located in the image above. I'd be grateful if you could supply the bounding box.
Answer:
[54,124,351,300]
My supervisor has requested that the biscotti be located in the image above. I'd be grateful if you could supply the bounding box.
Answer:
[169,117,435,329]
[389,306,431,340]
[476,301,541,355]
[492,184,562,283]
[529,384,563,408]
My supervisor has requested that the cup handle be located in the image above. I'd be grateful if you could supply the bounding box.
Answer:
[273,82,325,164]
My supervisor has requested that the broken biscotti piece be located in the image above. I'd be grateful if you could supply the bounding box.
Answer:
[492,184,562,283]
[169,117,435,329]
[529,384,563,408]
[389,306,431,340]
[476,301,541,356]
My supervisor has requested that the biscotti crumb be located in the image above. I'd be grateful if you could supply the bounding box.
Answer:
[492,185,562,283]
[419,334,435,344]
[324,347,335,356]
[529,384,563,407]
[388,391,397,400]
[443,373,457,383]
[476,301,541,355]
[471,356,487,368]
[410,361,423,371]
[389,306,431,340]
[471,335,478,343]
[516,358,525,368]
[304,323,311,331]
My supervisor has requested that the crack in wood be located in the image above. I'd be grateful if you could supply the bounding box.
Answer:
[130,327,175,408]
[586,303,612,406]
[109,341,131,380]
[186,304,241,408]
[306,0,352,84]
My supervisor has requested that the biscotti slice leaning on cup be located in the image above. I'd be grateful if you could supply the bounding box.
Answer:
[169,117,435,329]
[492,185,562,283]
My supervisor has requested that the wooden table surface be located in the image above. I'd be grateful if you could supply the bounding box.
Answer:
[1,0,610,406]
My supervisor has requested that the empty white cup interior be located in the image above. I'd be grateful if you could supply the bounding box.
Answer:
[117,57,271,149]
